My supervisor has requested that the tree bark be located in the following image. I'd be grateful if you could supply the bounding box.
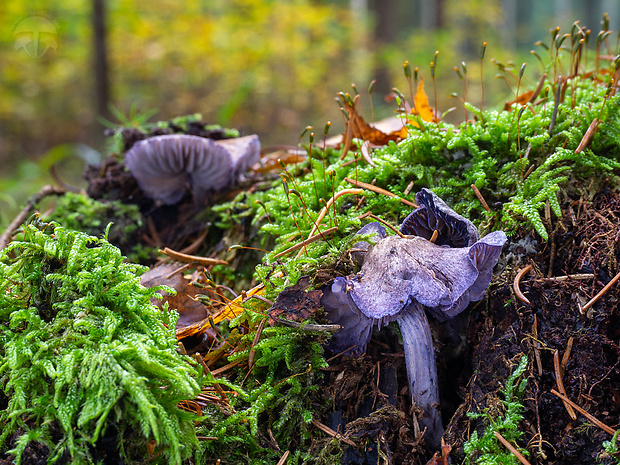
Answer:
[93,0,111,124]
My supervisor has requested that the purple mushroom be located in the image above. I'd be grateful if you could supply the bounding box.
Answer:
[321,188,507,449]
[125,134,260,205]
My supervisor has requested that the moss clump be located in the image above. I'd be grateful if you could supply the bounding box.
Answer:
[42,192,153,263]
[0,220,200,464]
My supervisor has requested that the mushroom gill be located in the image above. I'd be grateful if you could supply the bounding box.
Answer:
[124,134,260,205]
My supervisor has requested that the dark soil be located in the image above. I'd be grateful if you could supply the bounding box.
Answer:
[316,189,620,464]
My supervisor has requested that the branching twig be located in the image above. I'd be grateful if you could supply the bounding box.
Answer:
[294,189,362,259]
[0,185,66,250]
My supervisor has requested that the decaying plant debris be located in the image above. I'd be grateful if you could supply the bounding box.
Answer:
[2,16,620,465]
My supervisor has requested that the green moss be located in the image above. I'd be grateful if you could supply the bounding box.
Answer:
[0,220,200,464]
[42,192,152,262]
[195,308,329,464]
[214,71,620,262]
[463,356,529,464]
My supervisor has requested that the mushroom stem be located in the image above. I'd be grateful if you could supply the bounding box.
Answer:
[396,305,443,449]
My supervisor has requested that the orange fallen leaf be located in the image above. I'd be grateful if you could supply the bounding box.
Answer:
[340,94,403,150]
[410,77,438,125]
[338,79,438,159]
[503,90,534,110]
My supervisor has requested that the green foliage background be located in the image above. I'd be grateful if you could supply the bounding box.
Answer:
[2,0,607,227]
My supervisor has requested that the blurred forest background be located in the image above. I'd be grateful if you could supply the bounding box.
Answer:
[1,0,618,227]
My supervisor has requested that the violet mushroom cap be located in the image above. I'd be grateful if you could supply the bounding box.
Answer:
[321,188,507,449]
[125,134,260,205]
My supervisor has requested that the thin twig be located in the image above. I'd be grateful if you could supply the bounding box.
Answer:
[471,184,491,211]
[0,185,66,250]
[554,350,577,420]
[579,268,620,313]
[527,72,547,104]
[540,273,595,281]
[493,431,532,465]
[210,360,242,376]
[548,76,563,134]
[195,353,228,403]
[311,419,356,446]
[560,337,574,375]
[575,118,600,154]
[275,451,290,465]
[513,264,533,305]
[344,177,417,207]
[294,189,363,259]
[275,317,341,332]
[275,226,338,259]
[248,294,274,306]
[550,389,617,435]
[248,318,266,369]
[179,228,209,255]
[159,247,229,266]
[532,315,543,376]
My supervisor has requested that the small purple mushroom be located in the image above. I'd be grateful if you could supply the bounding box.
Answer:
[125,134,260,205]
[321,188,507,448]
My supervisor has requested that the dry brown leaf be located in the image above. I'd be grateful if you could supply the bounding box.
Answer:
[141,263,209,330]
[503,90,534,110]
[268,276,323,326]
[338,79,438,156]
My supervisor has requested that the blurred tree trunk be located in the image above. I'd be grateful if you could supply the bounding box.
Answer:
[93,0,111,140]
[351,0,371,89]
[369,0,397,95]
